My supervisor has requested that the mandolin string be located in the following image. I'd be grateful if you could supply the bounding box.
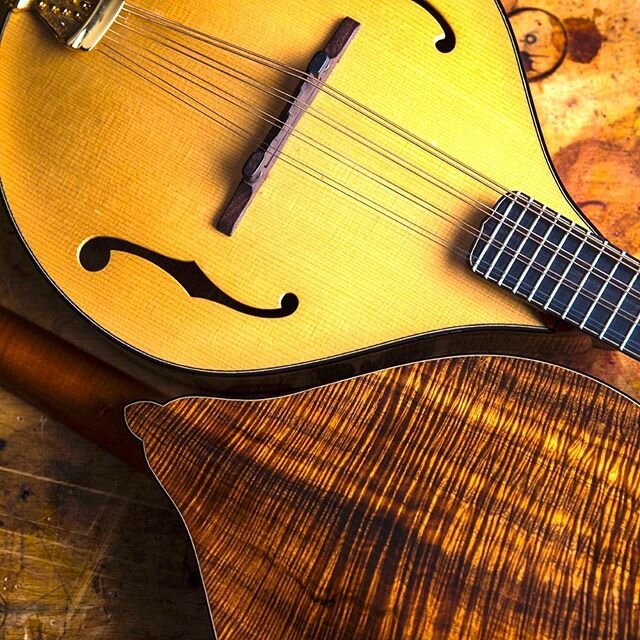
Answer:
[117,6,640,288]
[111,18,484,214]
[98,44,468,252]
[121,4,509,195]
[105,25,640,307]
[120,5,629,256]
[121,3,627,263]
[103,23,640,311]
[107,19,640,301]
[101,35,549,262]
[116,6,640,284]
[96,41,640,339]
[96,38,640,335]
[106,24,609,290]
[103,31,486,235]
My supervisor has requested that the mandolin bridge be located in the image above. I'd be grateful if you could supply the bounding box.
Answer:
[215,17,360,236]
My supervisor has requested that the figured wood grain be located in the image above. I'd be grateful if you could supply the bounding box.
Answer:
[127,355,640,639]
[0,0,638,636]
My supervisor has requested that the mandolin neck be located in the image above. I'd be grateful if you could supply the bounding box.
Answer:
[470,193,640,359]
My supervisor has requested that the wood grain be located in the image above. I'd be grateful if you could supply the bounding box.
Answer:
[1,0,584,373]
[0,0,637,636]
[0,388,213,639]
[127,355,640,639]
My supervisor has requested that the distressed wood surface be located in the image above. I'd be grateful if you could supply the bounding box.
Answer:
[127,355,640,639]
[0,391,213,638]
[0,0,637,637]
[504,0,640,398]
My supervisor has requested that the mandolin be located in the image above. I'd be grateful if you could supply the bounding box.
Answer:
[0,3,639,636]
[0,302,639,638]
[1,0,639,378]
[126,356,640,639]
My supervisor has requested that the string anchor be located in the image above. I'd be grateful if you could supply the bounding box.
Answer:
[7,0,124,51]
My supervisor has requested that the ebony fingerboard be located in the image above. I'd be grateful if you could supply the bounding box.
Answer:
[470,192,640,359]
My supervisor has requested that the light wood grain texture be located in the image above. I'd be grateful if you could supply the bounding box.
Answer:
[0,0,637,398]
[127,355,640,639]
[0,0,638,637]
[0,0,596,373]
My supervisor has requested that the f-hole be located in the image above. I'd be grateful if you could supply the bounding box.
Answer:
[411,0,456,53]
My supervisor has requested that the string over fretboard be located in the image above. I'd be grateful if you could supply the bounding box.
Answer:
[470,193,640,359]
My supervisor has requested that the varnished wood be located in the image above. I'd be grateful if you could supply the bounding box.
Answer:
[0,305,156,472]
[0,0,598,374]
[0,1,637,636]
[127,356,640,638]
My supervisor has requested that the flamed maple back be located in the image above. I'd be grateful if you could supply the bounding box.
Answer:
[127,356,640,639]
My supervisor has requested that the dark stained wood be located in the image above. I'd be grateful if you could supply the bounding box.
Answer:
[126,355,640,638]
[0,305,157,474]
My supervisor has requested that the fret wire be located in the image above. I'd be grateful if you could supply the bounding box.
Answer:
[599,262,638,342]
[528,222,574,304]
[484,195,530,281]
[579,245,622,331]
[472,210,640,336]
[561,242,607,321]
[513,205,554,294]
[471,196,519,274]
[542,225,584,311]
[496,196,536,286]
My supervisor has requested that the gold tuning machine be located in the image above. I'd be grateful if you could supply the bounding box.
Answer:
[6,0,124,51]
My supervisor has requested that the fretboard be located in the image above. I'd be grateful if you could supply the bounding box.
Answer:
[470,192,640,360]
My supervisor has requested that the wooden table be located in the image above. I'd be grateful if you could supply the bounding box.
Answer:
[0,0,638,637]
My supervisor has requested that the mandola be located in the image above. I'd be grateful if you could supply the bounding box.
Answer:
[1,0,639,376]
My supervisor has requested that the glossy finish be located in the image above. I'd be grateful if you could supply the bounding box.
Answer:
[0,0,594,374]
[127,355,640,639]
[68,0,125,51]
